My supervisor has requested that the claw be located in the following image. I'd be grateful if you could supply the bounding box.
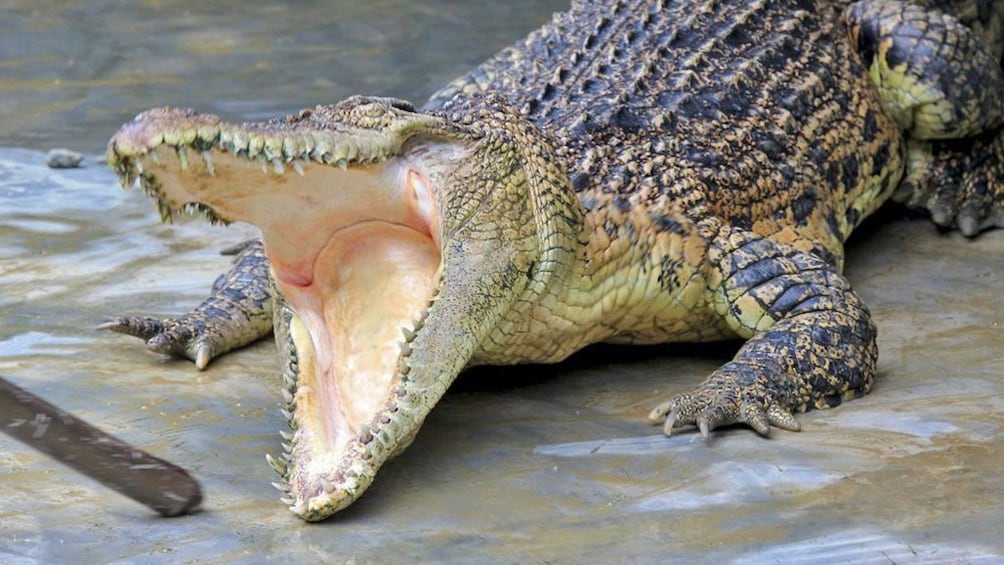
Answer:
[698,420,710,439]
[745,406,771,436]
[661,409,679,437]
[766,404,801,432]
[957,206,981,237]
[195,344,212,370]
[95,320,121,331]
[97,316,165,340]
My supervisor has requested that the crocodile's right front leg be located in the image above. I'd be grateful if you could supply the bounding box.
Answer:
[100,239,274,369]
[649,224,877,437]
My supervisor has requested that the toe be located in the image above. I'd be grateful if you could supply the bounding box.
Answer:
[661,409,681,437]
[766,404,801,432]
[742,404,771,436]
[648,401,672,424]
[97,316,165,340]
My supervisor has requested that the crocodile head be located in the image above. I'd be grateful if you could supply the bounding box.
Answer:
[107,95,580,520]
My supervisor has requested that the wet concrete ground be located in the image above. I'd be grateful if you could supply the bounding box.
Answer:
[1,154,1001,563]
[2,1,1004,563]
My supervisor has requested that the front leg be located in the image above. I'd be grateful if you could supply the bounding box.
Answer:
[649,226,877,437]
[100,239,274,369]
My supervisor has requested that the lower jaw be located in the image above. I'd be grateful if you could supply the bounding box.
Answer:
[272,222,441,518]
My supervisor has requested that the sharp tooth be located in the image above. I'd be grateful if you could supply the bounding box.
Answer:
[279,430,293,441]
[176,146,189,170]
[149,147,161,164]
[272,158,285,175]
[281,388,294,405]
[341,143,358,162]
[331,144,348,162]
[266,453,287,475]
[231,130,249,155]
[280,408,293,421]
[310,134,330,161]
[134,158,144,175]
[401,327,415,341]
[219,129,233,150]
[179,127,197,145]
[399,341,412,356]
[359,425,373,444]
[265,138,283,161]
[248,136,264,159]
[122,170,138,189]
[201,151,216,175]
[197,125,218,144]
[336,159,347,171]
[291,159,304,176]
[271,481,289,493]
[281,441,293,452]
[282,137,301,158]
[280,496,295,506]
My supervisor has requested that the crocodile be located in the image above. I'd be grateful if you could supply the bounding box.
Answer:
[104,0,1004,521]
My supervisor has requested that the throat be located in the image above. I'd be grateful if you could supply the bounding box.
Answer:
[273,222,441,450]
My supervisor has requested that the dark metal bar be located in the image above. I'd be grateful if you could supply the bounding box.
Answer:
[0,375,202,517]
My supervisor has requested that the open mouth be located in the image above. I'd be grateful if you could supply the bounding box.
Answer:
[108,102,468,519]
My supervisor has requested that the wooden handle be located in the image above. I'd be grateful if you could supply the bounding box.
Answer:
[0,375,202,517]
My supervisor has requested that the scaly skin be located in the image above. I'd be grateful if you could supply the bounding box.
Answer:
[105,0,1004,520]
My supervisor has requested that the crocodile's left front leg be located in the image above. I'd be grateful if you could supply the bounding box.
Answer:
[649,223,876,437]
[100,239,274,369]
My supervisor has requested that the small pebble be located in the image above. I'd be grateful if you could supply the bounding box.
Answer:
[46,148,85,169]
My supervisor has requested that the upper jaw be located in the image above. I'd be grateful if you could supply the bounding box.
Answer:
[107,96,467,221]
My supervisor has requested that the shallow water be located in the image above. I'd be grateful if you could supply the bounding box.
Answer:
[2,2,1004,563]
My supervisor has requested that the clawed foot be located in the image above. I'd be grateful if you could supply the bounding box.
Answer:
[98,240,273,370]
[648,371,802,438]
[98,315,222,369]
[899,132,1004,237]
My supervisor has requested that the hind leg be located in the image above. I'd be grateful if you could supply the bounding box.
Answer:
[899,131,1004,235]
[846,1,1004,235]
